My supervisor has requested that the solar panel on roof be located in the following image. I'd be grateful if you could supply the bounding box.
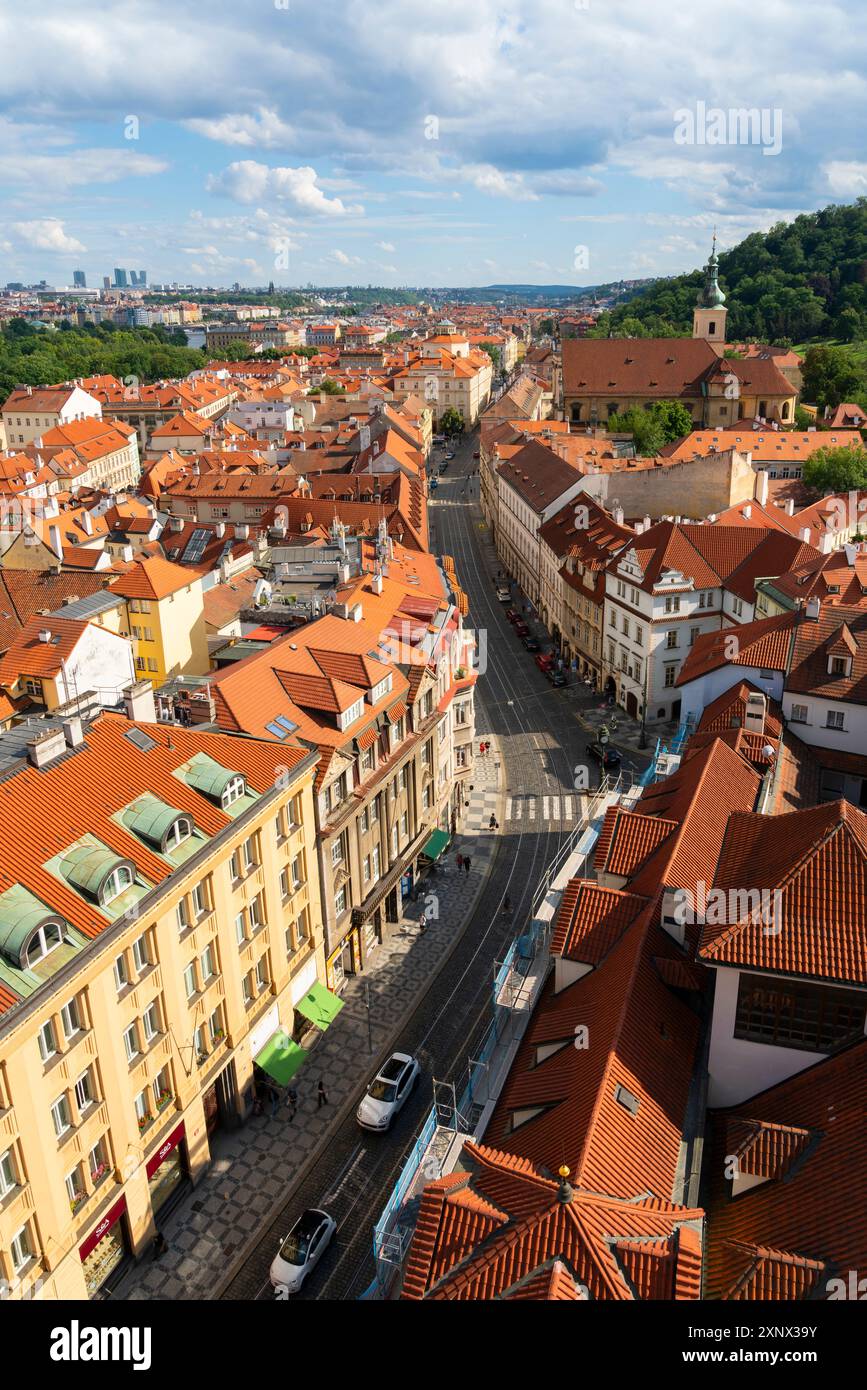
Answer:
[124,727,156,753]
[183,529,210,563]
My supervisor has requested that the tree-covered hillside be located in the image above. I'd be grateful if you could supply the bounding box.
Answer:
[601,200,867,346]
[0,321,206,398]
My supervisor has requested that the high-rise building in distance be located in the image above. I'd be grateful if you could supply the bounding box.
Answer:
[73,270,86,288]
[113,268,128,288]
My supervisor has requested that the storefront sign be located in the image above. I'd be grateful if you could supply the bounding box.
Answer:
[145,1123,186,1179]
[248,1002,280,1061]
[78,1196,127,1262]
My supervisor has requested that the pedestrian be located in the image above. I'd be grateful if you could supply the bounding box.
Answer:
[456,851,464,871]
[285,1086,298,1119]
[317,1079,329,1109]
[153,1229,168,1260]
[419,911,427,934]
[489,813,499,831]
[464,855,472,874]
[502,894,511,915]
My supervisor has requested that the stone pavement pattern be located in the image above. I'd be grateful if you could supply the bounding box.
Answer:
[115,716,503,1300]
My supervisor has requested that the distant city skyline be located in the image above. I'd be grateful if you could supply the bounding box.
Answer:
[0,1,864,289]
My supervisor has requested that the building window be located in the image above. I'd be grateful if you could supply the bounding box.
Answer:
[242,974,254,1006]
[0,1147,19,1198]
[74,1068,95,1113]
[221,776,246,809]
[249,895,265,930]
[200,945,216,982]
[372,847,381,881]
[363,855,371,884]
[176,898,190,934]
[255,957,269,994]
[10,1225,33,1274]
[291,854,304,890]
[101,864,134,906]
[664,666,677,688]
[665,630,678,649]
[826,710,845,730]
[88,1139,109,1186]
[192,882,208,918]
[664,595,681,613]
[60,998,81,1041]
[235,909,246,946]
[38,1019,58,1063]
[123,1024,140,1063]
[132,935,150,974]
[142,1002,160,1043]
[242,836,256,871]
[335,886,347,917]
[51,1094,72,1138]
[23,920,64,967]
[183,964,197,1001]
[134,1089,150,1128]
[735,972,866,1053]
[790,704,808,723]
[208,1008,224,1045]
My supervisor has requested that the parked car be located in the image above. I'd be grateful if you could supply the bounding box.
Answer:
[439,461,449,472]
[496,587,512,603]
[270,1209,336,1294]
[547,670,568,687]
[473,450,480,459]
[430,477,439,490]
[586,740,622,770]
[514,620,530,638]
[504,606,520,622]
[522,636,541,652]
[535,652,556,672]
[357,1052,420,1130]
[444,452,456,460]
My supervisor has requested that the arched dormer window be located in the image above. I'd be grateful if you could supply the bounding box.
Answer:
[101,864,134,906]
[164,816,193,851]
[221,776,246,809]
[23,919,65,967]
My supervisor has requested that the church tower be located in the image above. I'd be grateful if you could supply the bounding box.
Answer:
[693,234,728,354]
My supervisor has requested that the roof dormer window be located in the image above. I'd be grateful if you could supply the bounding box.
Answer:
[221,776,247,809]
[101,864,135,906]
[23,919,65,967]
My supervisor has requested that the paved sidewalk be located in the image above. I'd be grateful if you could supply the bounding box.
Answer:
[114,723,503,1301]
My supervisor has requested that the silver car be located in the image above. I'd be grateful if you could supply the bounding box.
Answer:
[356,1052,420,1130]
[270,1208,336,1295]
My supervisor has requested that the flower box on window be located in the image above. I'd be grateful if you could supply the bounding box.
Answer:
[70,1192,86,1214]
[155,1091,173,1112]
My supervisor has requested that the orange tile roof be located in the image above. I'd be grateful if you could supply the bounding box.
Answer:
[675,612,796,687]
[699,799,867,983]
[706,1038,867,1300]
[0,615,88,684]
[109,555,199,601]
[550,880,649,964]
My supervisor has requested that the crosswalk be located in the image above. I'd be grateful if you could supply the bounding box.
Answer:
[505,794,579,823]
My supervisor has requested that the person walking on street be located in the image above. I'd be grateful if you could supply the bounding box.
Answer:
[456,852,464,871]
[489,813,499,831]
[317,1079,329,1109]
[419,911,427,934]
[285,1087,298,1121]
[464,855,472,874]
[502,894,511,916]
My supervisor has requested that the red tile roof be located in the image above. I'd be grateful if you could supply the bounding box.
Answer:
[706,1038,867,1300]
[699,799,867,983]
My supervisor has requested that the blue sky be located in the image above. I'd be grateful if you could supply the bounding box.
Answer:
[0,0,865,289]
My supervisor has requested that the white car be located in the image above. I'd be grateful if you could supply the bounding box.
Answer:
[356,1052,420,1131]
[496,586,511,602]
[270,1208,336,1295]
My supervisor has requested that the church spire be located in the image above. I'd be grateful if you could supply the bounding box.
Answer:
[698,233,725,308]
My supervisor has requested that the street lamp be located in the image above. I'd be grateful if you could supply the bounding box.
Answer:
[637,656,649,750]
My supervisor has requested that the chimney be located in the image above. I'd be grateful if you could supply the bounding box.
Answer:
[820,529,835,555]
[26,727,67,769]
[371,572,383,595]
[121,544,134,562]
[743,691,767,735]
[49,525,63,560]
[799,526,812,543]
[123,679,156,723]
[613,505,624,526]
[82,510,94,536]
[38,628,53,644]
[784,499,795,516]
[62,715,85,749]
[805,596,821,621]
[215,521,226,538]
[754,470,769,506]
[349,602,363,623]
[642,515,651,530]
[742,504,752,519]
[235,524,249,540]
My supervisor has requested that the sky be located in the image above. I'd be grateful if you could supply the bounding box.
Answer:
[0,0,865,290]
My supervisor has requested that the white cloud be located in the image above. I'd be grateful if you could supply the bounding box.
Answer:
[185,106,295,149]
[824,161,867,197]
[206,161,363,215]
[0,149,167,191]
[11,218,85,253]
[376,240,396,251]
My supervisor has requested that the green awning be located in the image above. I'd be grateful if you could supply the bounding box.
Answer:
[294,980,344,1031]
[255,1030,308,1085]
[421,828,450,862]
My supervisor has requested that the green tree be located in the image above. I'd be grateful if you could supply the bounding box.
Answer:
[802,345,865,411]
[606,407,664,456]
[439,408,465,435]
[479,342,502,369]
[802,443,867,492]
[650,400,694,444]
[313,377,344,395]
